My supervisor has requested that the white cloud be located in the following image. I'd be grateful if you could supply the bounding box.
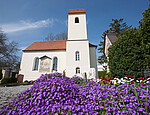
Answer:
[1,19,54,33]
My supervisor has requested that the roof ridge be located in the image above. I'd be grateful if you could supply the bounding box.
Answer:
[106,33,117,35]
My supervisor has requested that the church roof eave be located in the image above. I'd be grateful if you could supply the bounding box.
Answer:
[89,43,97,48]
[23,40,67,51]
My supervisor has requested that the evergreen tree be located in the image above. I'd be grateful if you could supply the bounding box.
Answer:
[108,6,150,78]
[108,28,143,78]
[98,19,131,69]
[139,6,150,67]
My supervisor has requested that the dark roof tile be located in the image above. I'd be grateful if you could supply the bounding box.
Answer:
[106,33,118,43]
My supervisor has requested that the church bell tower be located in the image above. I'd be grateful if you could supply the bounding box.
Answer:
[66,9,90,78]
[68,9,87,40]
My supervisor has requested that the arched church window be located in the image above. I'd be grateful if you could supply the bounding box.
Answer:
[76,67,80,74]
[75,51,80,61]
[75,17,79,23]
[53,57,58,71]
[33,57,39,71]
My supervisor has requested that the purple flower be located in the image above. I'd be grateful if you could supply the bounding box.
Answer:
[0,73,149,114]
[138,108,145,112]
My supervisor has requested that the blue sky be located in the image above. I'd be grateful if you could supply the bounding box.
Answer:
[0,0,149,58]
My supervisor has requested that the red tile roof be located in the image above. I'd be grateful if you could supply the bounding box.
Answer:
[23,40,96,51]
[68,9,86,14]
[23,40,67,51]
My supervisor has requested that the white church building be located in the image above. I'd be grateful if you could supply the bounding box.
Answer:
[19,9,98,81]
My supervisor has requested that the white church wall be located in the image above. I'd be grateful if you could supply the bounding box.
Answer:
[68,14,87,40]
[104,35,112,57]
[104,35,112,72]
[89,47,98,79]
[19,50,66,81]
[66,40,90,78]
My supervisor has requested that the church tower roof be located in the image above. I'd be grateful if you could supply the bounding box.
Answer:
[68,9,86,14]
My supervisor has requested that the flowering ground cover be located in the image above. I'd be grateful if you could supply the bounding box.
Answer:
[97,76,150,85]
[0,73,150,115]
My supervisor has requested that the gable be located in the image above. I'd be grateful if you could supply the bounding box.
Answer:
[104,33,118,56]
[104,36,112,57]
[39,55,52,60]
[107,34,118,43]
[103,33,118,56]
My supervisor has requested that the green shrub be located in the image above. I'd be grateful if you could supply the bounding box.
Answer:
[1,77,17,84]
[106,72,111,78]
[1,77,11,84]
[98,71,107,78]
[10,77,17,83]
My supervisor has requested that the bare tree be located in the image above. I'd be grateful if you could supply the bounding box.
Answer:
[45,32,55,41]
[55,34,60,40]
[0,29,20,68]
[61,32,67,40]
[45,31,67,41]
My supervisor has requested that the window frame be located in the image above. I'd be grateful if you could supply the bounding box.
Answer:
[75,51,80,61]
[33,57,39,71]
[53,57,58,71]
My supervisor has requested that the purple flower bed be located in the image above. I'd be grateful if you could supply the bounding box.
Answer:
[0,73,150,115]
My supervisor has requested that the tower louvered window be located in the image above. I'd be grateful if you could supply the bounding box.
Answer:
[75,17,79,23]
